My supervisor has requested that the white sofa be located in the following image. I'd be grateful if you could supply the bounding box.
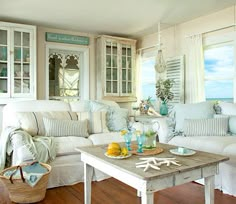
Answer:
[156,101,236,197]
[1,99,133,188]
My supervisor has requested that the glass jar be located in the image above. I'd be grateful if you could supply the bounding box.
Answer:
[142,121,159,149]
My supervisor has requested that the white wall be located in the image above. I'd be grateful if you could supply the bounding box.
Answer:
[138,6,235,58]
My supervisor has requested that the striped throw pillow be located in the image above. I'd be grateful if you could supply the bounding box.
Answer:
[43,117,89,137]
[183,118,228,136]
[77,111,109,134]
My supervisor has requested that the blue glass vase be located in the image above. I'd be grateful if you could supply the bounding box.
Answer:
[160,101,168,115]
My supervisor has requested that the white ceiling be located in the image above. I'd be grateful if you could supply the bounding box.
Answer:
[1,0,236,37]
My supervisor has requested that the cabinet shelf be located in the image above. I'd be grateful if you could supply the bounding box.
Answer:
[0,21,36,104]
[14,77,30,80]
[14,45,30,49]
[97,35,136,101]
[14,61,30,64]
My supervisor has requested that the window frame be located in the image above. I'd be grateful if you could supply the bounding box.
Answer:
[203,32,236,102]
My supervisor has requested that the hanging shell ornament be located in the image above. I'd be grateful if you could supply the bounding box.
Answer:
[155,49,166,73]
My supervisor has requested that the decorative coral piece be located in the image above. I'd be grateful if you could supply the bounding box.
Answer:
[135,157,181,172]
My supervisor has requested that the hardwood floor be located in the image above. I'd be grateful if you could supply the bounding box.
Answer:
[1,178,236,204]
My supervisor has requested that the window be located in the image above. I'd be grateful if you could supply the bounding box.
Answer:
[204,43,234,102]
[46,45,89,102]
[140,57,157,102]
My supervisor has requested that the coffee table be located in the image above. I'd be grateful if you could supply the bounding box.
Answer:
[76,143,228,204]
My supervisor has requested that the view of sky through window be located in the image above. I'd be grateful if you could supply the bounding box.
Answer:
[141,58,156,101]
[204,45,234,102]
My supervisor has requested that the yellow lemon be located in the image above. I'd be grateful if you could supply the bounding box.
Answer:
[107,148,121,156]
[107,142,121,150]
[107,142,121,156]
[121,147,128,156]
[120,129,128,136]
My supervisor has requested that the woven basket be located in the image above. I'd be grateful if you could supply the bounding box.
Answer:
[0,162,51,203]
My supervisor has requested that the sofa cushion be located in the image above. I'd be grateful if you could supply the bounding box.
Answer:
[229,116,236,134]
[219,102,236,115]
[215,114,236,134]
[174,101,215,132]
[90,100,119,110]
[183,118,229,136]
[169,136,236,155]
[54,136,93,156]
[89,101,129,131]
[16,111,77,136]
[89,132,134,146]
[69,100,91,112]
[43,117,89,137]
[77,111,109,134]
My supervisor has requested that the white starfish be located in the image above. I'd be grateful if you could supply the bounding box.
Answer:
[135,157,181,172]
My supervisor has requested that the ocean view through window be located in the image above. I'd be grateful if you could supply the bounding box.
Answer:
[204,44,234,102]
[141,57,157,102]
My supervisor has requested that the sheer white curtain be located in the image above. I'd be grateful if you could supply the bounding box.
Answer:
[185,34,205,103]
[135,51,142,103]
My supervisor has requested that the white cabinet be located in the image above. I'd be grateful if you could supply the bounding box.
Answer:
[0,21,36,104]
[96,35,137,102]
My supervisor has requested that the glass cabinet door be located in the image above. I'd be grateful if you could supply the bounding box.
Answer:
[0,28,9,96]
[105,41,119,95]
[13,30,31,95]
[121,44,132,95]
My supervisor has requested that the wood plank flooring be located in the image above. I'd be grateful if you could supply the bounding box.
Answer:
[1,178,236,204]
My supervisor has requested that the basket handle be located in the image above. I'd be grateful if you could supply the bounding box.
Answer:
[9,165,25,184]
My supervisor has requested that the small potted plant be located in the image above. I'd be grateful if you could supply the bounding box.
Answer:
[156,79,174,115]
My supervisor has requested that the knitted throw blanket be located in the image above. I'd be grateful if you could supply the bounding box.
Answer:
[0,127,57,171]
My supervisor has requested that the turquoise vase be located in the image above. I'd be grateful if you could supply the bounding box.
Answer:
[160,101,168,115]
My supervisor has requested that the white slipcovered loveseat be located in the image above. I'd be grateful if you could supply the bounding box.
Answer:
[156,101,236,197]
[1,99,132,188]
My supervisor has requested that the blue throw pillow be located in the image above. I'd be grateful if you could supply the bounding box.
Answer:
[89,101,128,132]
[107,107,129,131]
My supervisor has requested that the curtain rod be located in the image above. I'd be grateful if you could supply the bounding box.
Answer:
[185,24,236,38]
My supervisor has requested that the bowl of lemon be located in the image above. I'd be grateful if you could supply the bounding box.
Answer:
[105,142,132,159]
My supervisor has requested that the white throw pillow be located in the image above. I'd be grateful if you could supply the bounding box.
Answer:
[183,118,228,137]
[219,102,236,115]
[43,117,89,137]
[16,111,78,136]
[77,111,109,134]
[174,102,215,132]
